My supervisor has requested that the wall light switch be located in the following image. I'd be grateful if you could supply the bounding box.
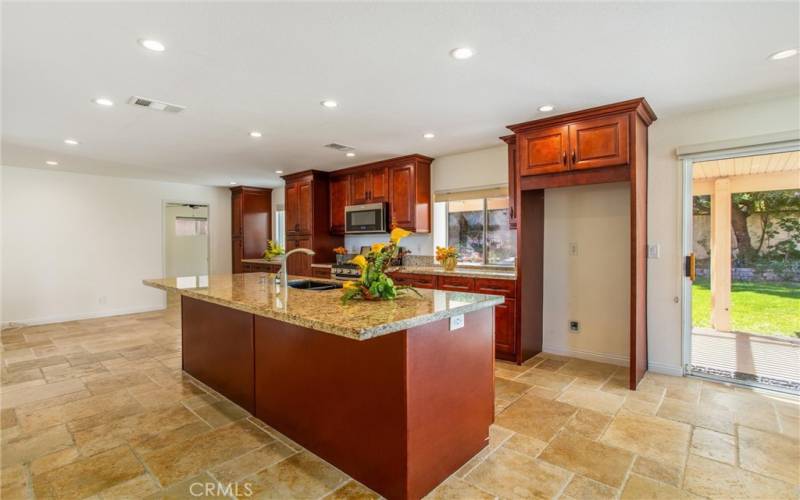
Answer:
[569,242,578,256]
[569,320,580,333]
[647,244,661,259]
[450,314,465,331]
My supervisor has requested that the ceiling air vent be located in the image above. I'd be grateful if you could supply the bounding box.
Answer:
[127,96,185,113]
[324,143,354,152]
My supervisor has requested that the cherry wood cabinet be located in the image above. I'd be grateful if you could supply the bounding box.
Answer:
[389,272,436,289]
[242,261,281,274]
[506,98,656,388]
[311,266,332,279]
[493,299,516,356]
[501,135,518,229]
[437,275,475,292]
[282,171,343,276]
[231,186,272,274]
[329,175,349,234]
[328,155,433,233]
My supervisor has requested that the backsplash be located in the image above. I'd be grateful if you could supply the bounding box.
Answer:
[344,233,433,256]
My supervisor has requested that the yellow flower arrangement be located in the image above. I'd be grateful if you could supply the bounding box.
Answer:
[341,227,422,304]
[435,246,459,271]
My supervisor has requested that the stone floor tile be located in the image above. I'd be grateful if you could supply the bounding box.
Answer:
[423,476,493,500]
[501,432,548,458]
[539,431,634,487]
[556,387,625,415]
[29,446,81,476]
[145,472,229,499]
[98,473,161,499]
[208,441,295,484]
[464,447,571,499]
[495,394,577,441]
[514,368,574,391]
[562,474,618,500]
[535,358,566,372]
[453,424,512,478]
[631,456,683,487]
[690,427,736,465]
[130,420,212,455]
[565,408,612,439]
[1,423,73,467]
[621,474,700,499]
[17,389,138,433]
[738,425,800,484]
[244,451,348,499]
[1,379,85,408]
[558,359,618,383]
[683,454,796,499]
[41,361,108,383]
[600,410,691,465]
[1,464,29,500]
[142,419,273,487]
[325,479,382,500]
[494,377,531,404]
[31,445,144,499]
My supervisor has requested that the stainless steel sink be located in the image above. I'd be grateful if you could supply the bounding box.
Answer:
[287,279,343,291]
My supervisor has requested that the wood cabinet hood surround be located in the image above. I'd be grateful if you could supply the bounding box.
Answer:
[504,97,656,389]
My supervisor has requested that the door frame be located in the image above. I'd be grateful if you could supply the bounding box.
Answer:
[161,200,212,308]
[679,140,800,374]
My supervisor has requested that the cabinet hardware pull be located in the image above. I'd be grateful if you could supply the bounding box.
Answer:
[562,152,566,164]
[571,150,576,164]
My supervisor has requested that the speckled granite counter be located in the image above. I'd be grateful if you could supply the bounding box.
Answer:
[143,273,503,340]
[390,266,516,280]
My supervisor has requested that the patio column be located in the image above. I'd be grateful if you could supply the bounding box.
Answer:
[710,177,732,331]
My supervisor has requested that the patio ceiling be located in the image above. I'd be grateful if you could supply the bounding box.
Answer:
[693,151,799,179]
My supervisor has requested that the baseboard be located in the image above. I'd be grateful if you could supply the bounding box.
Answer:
[2,304,166,328]
[542,344,629,367]
[648,361,685,377]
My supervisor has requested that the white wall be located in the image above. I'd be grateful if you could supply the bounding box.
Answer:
[647,93,800,374]
[542,183,631,364]
[164,205,209,277]
[1,166,231,325]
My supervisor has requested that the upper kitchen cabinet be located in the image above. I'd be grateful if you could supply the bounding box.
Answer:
[510,102,646,181]
[349,166,388,204]
[329,154,433,234]
[282,171,343,275]
[500,135,518,229]
[388,155,432,232]
[329,174,348,235]
[230,186,272,274]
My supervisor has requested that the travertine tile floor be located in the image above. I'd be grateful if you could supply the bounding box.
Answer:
[1,302,799,499]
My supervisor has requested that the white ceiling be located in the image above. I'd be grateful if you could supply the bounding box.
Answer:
[2,2,799,188]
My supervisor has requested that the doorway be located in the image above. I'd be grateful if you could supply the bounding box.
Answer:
[163,202,210,279]
[682,149,800,394]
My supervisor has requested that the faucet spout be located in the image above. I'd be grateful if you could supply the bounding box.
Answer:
[277,248,316,286]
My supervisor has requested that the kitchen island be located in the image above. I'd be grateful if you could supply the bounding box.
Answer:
[143,273,503,500]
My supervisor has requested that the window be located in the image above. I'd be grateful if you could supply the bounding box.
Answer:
[175,217,208,236]
[274,207,285,247]
[444,196,516,266]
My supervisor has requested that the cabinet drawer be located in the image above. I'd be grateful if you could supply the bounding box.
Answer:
[391,272,436,289]
[475,278,516,298]
[436,275,475,292]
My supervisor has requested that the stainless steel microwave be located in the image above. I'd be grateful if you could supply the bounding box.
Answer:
[345,202,388,234]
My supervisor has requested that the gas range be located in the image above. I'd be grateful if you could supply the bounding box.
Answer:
[330,262,362,281]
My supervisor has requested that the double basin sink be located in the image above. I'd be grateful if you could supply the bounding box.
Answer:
[287,279,343,291]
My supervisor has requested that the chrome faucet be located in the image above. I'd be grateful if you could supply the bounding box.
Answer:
[276,248,315,286]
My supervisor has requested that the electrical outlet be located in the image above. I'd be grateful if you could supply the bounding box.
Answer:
[647,244,661,259]
[98,296,107,305]
[450,314,465,331]
[569,320,580,333]
[569,242,578,256]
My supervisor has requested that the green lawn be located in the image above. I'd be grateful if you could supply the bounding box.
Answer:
[692,278,800,338]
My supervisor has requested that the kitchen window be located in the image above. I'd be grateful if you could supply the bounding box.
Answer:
[435,189,516,266]
[274,207,285,247]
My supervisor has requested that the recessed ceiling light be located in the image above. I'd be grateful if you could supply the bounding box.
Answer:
[249,131,262,138]
[346,152,356,157]
[139,39,165,52]
[93,97,114,107]
[538,105,555,112]
[64,139,79,145]
[46,160,58,166]
[320,100,338,108]
[768,48,799,60]
[229,181,237,185]
[275,170,284,174]
[450,47,474,60]
[423,132,435,139]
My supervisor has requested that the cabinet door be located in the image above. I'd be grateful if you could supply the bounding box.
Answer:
[232,238,243,273]
[311,267,331,279]
[568,115,629,170]
[518,126,569,176]
[285,183,299,235]
[369,167,389,202]
[242,191,269,259]
[494,298,517,356]
[389,163,415,229]
[297,181,313,235]
[507,141,518,229]
[437,275,475,292]
[231,190,243,237]
[329,176,348,234]
[286,237,312,276]
[350,171,370,205]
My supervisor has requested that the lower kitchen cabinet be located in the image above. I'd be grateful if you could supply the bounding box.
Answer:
[311,266,332,279]
[389,272,436,289]
[493,299,517,357]
[242,262,281,273]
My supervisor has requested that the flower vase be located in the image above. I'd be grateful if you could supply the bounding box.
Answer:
[442,256,457,272]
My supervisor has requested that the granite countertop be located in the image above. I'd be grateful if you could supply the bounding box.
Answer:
[390,266,516,280]
[143,273,503,341]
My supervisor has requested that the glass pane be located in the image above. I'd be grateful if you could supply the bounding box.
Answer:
[447,199,484,264]
[486,197,516,266]
[196,219,208,235]
[175,218,196,236]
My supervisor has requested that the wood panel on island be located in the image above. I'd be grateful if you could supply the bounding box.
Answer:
[504,97,656,388]
[230,186,272,274]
